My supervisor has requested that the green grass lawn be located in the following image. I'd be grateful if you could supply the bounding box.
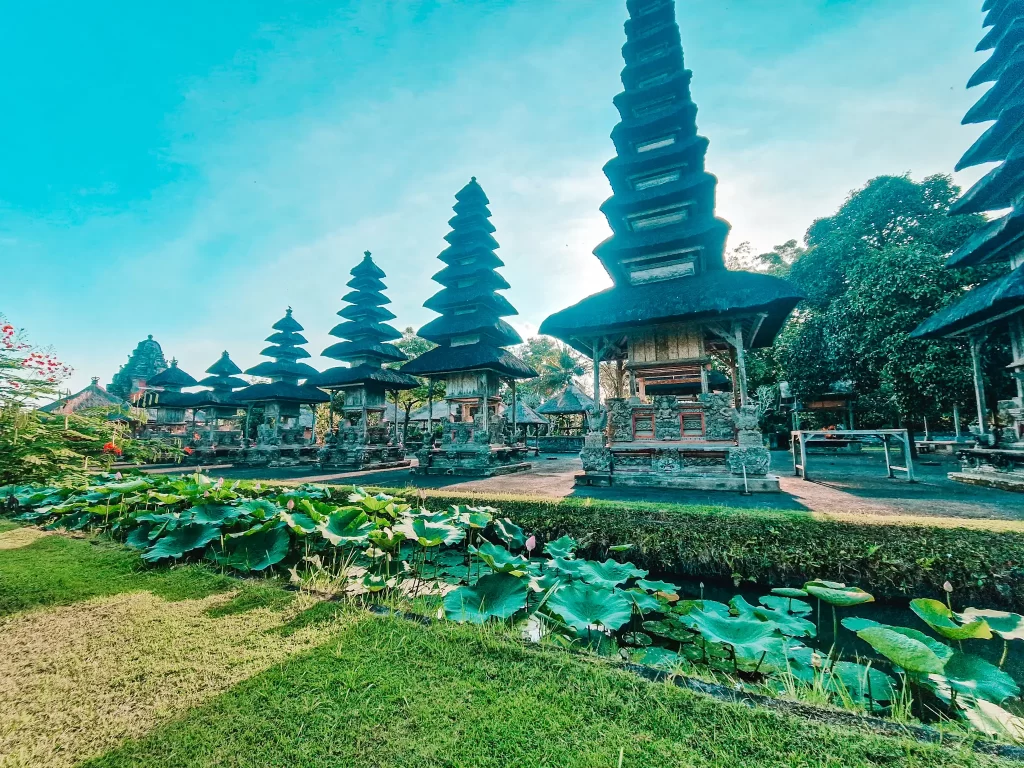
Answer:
[0,525,1014,768]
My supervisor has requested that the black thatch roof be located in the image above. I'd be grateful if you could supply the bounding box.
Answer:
[321,340,407,364]
[140,390,201,408]
[504,400,549,426]
[197,375,248,390]
[405,401,455,422]
[190,390,243,409]
[247,309,319,382]
[147,359,198,390]
[207,351,243,377]
[40,377,126,414]
[912,263,1024,339]
[311,365,420,390]
[246,359,319,380]
[540,270,804,354]
[401,342,537,379]
[946,207,1024,267]
[233,382,329,405]
[537,384,597,415]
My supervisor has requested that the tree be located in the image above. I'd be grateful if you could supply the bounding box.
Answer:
[760,174,1009,437]
[511,336,589,407]
[388,328,443,441]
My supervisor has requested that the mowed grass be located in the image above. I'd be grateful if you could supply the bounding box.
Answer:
[0,526,1015,768]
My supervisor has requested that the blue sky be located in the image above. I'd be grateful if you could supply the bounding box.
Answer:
[0,0,994,394]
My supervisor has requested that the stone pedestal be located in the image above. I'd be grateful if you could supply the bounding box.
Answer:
[317,424,411,472]
[415,416,530,477]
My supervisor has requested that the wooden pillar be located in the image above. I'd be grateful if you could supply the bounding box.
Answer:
[732,321,749,406]
[426,377,433,445]
[309,404,316,446]
[953,403,962,440]
[923,416,931,442]
[629,368,638,398]
[362,405,368,442]
[511,379,518,445]
[592,338,601,406]
[970,335,988,437]
[847,400,855,430]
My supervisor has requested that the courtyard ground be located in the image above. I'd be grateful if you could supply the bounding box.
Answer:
[0,522,1010,768]
[150,450,1024,521]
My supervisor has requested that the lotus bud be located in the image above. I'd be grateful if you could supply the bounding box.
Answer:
[943,581,953,593]
[287,499,295,510]
[254,481,262,491]
[526,535,536,554]
[114,471,123,481]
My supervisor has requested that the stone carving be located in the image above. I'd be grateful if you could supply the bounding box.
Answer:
[728,445,771,476]
[699,393,735,440]
[607,399,633,442]
[585,404,608,434]
[652,448,680,473]
[256,420,278,446]
[580,432,612,472]
[653,396,681,440]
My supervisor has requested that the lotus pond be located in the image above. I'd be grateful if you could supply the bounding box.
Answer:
[4,472,1024,745]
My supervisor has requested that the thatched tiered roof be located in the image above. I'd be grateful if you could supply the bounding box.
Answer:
[913,0,1024,339]
[236,311,328,405]
[540,0,801,353]
[402,179,536,381]
[192,351,246,409]
[40,378,126,414]
[313,252,419,392]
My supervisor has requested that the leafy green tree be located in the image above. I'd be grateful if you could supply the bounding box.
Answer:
[511,336,588,407]
[388,327,444,441]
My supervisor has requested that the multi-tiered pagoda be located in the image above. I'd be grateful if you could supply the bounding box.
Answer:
[912,0,1024,489]
[235,309,328,466]
[188,351,247,462]
[402,178,537,476]
[540,0,802,491]
[313,252,420,470]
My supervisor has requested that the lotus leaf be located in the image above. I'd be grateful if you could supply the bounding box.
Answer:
[681,609,788,668]
[785,647,822,684]
[543,534,578,559]
[574,558,647,589]
[148,492,185,505]
[640,647,682,670]
[771,587,809,599]
[491,518,527,550]
[221,522,290,571]
[435,549,467,567]
[754,607,816,639]
[643,616,696,643]
[104,479,151,494]
[963,699,1024,742]
[622,631,652,647]
[958,608,1024,641]
[844,618,955,665]
[188,504,241,525]
[805,579,847,589]
[396,517,463,547]
[637,579,680,597]
[528,571,564,594]
[856,626,947,675]
[237,499,281,519]
[624,589,662,614]
[729,595,759,618]
[459,509,493,529]
[930,652,1020,704]
[759,595,813,616]
[549,556,586,578]
[443,572,529,624]
[804,584,874,607]
[143,522,221,562]
[828,661,897,704]
[470,541,531,576]
[546,583,633,634]
[909,598,992,641]
[279,511,318,533]
[125,525,153,550]
[319,508,377,546]
[675,599,730,617]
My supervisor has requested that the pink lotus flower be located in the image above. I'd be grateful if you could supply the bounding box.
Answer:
[525,535,536,554]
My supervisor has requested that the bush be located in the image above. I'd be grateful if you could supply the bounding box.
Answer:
[373,488,1024,611]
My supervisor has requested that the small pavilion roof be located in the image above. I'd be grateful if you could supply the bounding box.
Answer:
[146,359,198,389]
[401,342,537,379]
[537,384,597,416]
[272,308,304,333]
[233,382,329,405]
[206,352,243,377]
[946,207,1024,268]
[39,377,126,414]
[503,400,549,426]
[540,270,804,356]
[404,401,457,422]
[197,375,249,390]
[911,263,1024,339]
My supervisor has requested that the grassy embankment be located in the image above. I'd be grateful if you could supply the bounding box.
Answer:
[0,523,1013,768]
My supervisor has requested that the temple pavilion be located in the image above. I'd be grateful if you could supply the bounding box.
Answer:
[312,252,420,470]
[402,178,538,476]
[912,0,1024,489]
[536,384,596,453]
[40,377,126,415]
[235,309,328,466]
[139,359,199,437]
[539,0,802,491]
[108,335,168,402]
[188,351,247,462]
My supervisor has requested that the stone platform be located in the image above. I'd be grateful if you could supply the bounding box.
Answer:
[575,471,780,492]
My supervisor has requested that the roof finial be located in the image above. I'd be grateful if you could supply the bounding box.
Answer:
[147,334,153,340]
[286,307,293,315]
[364,250,372,258]
[91,376,100,385]
[471,176,477,182]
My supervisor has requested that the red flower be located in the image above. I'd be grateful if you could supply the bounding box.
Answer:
[102,442,123,456]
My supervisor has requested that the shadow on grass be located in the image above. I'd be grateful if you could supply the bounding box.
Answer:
[80,614,988,768]
[0,532,246,616]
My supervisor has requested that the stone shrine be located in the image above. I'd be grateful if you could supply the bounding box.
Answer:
[188,351,247,463]
[312,252,420,470]
[402,178,538,476]
[540,0,802,492]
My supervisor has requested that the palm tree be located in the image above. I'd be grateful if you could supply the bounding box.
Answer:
[538,345,588,399]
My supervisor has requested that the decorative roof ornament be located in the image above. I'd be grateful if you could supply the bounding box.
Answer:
[108,334,168,400]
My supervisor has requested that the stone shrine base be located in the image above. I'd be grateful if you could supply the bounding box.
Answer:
[575,471,781,492]
[949,470,1024,493]
[414,443,532,478]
